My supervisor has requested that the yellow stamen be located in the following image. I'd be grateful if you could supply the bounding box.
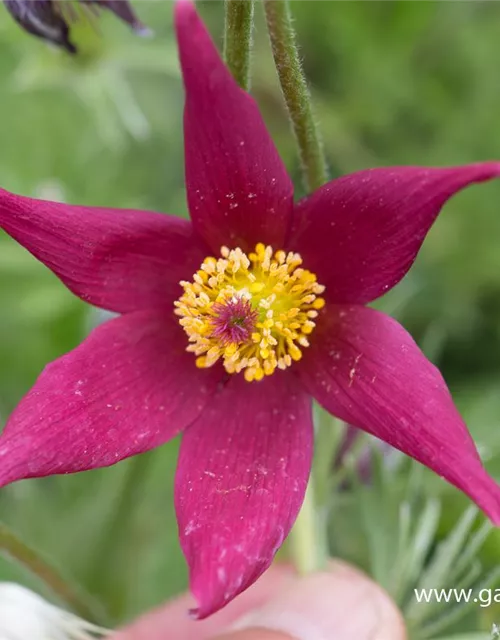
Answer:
[175,244,326,382]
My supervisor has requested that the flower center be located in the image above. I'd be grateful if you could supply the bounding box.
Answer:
[175,243,326,382]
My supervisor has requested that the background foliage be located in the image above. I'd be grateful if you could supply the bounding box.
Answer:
[1,2,500,636]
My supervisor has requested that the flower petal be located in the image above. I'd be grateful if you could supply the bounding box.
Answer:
[174,372,312,618]
[297,305,500,524]
[4,0,76,53]
[0,189,207,313]
[0,311,221,486]
[175,0,294,252]
[292,163,500,304]
[84,0,151,36]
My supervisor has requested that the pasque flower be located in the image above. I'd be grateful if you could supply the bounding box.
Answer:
[1,0,500,618]
[4,0,149,53]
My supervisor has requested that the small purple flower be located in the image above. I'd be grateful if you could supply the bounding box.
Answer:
[3,0,149,53]
[0,0,500,618]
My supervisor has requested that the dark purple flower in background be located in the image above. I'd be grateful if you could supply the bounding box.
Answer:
[3,0,149,53]
[0,0,500,618]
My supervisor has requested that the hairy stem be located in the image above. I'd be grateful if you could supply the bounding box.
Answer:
[223,0,255,90]
[264,0,328,192]
[0,521,108,624]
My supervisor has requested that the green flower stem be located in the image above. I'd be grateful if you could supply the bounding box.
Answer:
[288,476,326,574]
[263,0,328,192]
[223,0,255,90]
[0,521,108,625]
[89,452,151,620]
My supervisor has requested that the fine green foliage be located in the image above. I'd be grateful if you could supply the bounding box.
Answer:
[1,1,500,635]
[330,444,500,639]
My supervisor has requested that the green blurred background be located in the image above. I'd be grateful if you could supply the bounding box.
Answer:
[1,1,500,636]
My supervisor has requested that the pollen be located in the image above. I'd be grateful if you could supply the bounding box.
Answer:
[174,244,326,382]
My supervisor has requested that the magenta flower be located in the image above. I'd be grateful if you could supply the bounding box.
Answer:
[1,0,500,618]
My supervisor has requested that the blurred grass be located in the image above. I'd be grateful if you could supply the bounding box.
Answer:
[1,0,500,632]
